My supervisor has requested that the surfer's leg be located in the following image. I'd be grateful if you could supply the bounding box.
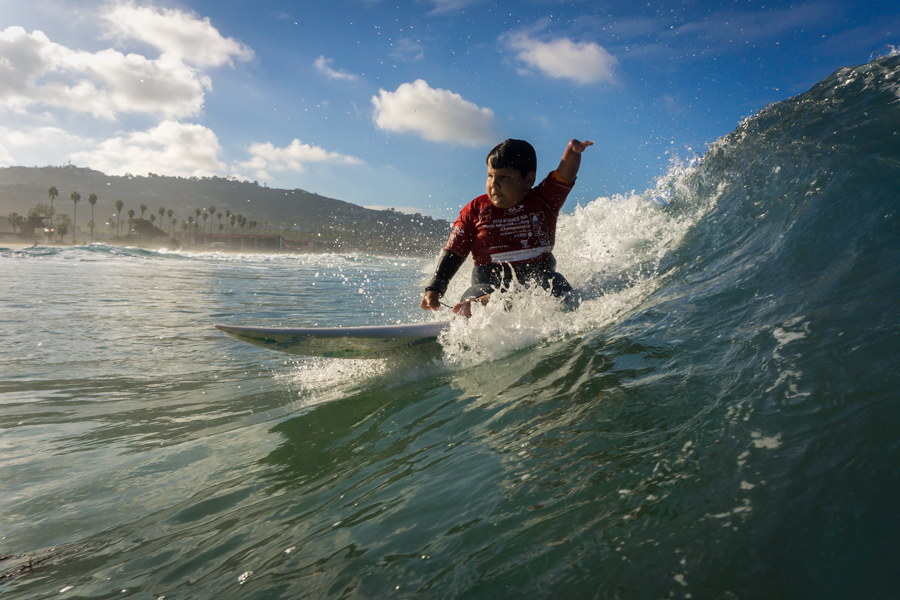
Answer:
[543,272,580,310]
[459,283,496,302]
[460,264,502,301]
[471,264,503,286]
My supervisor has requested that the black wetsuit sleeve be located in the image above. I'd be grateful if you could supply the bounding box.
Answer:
[424,250,465,296]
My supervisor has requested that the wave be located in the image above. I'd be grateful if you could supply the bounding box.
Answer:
[430,53,900,591]
[5,55,899,600]
[418,55,900,595]
[0,242,184,260]
[566,53,900,360]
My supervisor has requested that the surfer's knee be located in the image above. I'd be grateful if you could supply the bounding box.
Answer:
[460,283,496,303]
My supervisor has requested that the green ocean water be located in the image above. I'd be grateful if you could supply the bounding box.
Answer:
[2,55,900,599]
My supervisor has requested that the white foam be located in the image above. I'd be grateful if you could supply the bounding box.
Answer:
[436,156,718,369]
[276,351,447,407]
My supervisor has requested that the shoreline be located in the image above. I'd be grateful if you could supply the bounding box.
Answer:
[2,240,93,250]
[0,239,433,258]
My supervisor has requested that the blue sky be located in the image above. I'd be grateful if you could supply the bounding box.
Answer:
[0,1,896,219]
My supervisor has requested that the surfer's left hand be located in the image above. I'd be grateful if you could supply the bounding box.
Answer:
[452,294,491,319]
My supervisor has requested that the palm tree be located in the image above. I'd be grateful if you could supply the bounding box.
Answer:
[88,193,98,243]
[208,205,216,234]
[56,214,71,243]
[48,186,58,229]
[229,214,236,232]
[167,209,174,236]
[127,209,136,241]
[115,200,124,236]
[158,207,165,226]
[7,212,20,233]
[216,211,223,234]
[139,204,147,219]
[70,191,81,244]
[225,209,231,232]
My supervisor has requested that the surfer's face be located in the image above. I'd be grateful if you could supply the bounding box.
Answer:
[486,166,535,209]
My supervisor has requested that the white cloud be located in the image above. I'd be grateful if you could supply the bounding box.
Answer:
[391,39,425,62]
[0,121,227,178]
[430,0,482,15]
[69,120,225,177]
[103,3,253,68]
[314,56,358,81]
[0,4,252,121]
[0,125,91,167]
[508,35,617,84]
[0,25,206,119]
[0,5,259,177]
[0,141,13,164]
[240,139,364,180]
[371,79,496,146]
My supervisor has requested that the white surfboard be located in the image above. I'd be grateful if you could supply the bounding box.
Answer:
[214,321,451,359]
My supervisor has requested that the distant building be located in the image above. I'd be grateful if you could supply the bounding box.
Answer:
[0,215,49,241]
[22,215,50,237]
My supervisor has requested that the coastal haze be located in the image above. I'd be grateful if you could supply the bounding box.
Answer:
[0,1,896,217]
[0,165,450,253]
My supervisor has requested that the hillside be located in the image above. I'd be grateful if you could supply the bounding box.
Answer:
[0,165,450,253]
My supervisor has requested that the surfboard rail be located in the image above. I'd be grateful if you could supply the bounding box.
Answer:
[214,321,451,358]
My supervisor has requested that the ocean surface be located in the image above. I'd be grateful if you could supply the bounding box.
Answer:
[2,54,899,599]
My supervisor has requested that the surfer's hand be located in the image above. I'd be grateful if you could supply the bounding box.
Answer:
[452,294,491,319]
[558,139,593,182]
[569,139,593,154]
[421,290,441,311]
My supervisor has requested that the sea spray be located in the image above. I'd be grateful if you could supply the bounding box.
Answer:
[438,155,719,368]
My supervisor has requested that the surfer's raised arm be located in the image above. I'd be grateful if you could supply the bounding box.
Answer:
[422,138,590,317]
[555,139,593,183]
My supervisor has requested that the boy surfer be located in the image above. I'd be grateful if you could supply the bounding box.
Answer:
[421,138,593,318]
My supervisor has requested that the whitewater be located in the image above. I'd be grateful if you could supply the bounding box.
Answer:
[1,54,898,598]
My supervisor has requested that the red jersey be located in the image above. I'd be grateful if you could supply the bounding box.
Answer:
[444,171,574,266]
